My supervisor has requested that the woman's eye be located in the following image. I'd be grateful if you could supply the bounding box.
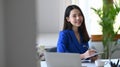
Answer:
[73,15,76,17]
[72,15,76,17]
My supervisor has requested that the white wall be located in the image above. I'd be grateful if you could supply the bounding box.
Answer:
[36,0,66,47]
[0,0,5,67]
[36,33,59,47]
[36,0,60,33]
[59,0,66,31]
[4,0,37,67]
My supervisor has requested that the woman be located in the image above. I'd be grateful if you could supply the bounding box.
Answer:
[57,5,98,61]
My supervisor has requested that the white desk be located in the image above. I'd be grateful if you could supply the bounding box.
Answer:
[41,61,95,67]
[41,59,120,67]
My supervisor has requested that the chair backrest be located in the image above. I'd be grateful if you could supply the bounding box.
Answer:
[46,47,57,52]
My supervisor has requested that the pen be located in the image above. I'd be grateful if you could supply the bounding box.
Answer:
[116,59,119,67]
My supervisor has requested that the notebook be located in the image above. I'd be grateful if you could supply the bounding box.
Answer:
[83,52,104,60]
[44,52,82,67]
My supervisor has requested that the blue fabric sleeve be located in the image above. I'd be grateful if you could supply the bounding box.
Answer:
[57,31,68,52]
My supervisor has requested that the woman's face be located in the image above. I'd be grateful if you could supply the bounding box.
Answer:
[66,9,83,28]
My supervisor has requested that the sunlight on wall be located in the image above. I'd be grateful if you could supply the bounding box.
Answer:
[65,0,72,7]
[114,13,120,33]
[89,0,103,35]
[114,0,120,33]
[71,0,79,5]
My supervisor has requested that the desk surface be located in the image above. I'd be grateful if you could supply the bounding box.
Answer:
[41,59,119,67]
[41,61,95,67]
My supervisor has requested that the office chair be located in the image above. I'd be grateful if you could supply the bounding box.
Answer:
[46,47,57,52]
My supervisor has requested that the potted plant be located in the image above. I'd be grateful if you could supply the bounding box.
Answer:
[92,0,120,66]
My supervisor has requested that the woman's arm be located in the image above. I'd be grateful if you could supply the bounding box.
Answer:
[57,31,68,52]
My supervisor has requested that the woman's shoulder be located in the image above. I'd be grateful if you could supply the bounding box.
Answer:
[59,30,72,34]
[58,30,72,40]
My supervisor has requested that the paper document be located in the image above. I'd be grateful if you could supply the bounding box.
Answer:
[83,52,104,60]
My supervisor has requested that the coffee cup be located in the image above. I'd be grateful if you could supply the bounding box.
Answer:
[95,59,105,67]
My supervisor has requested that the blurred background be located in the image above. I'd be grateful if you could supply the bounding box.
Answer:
[0,0,120,67]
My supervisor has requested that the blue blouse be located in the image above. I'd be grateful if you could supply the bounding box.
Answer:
[57,30,89,54]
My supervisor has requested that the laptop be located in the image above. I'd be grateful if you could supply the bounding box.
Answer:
[44,52,82,67]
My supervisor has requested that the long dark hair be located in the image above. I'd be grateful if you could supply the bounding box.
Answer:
[63,5,90,42]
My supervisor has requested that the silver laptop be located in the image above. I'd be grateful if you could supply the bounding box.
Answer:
[44,52,82,67]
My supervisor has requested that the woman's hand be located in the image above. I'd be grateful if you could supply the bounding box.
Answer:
[80,49,99,61]
[82,49,98,61]
[83,49,96,58]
